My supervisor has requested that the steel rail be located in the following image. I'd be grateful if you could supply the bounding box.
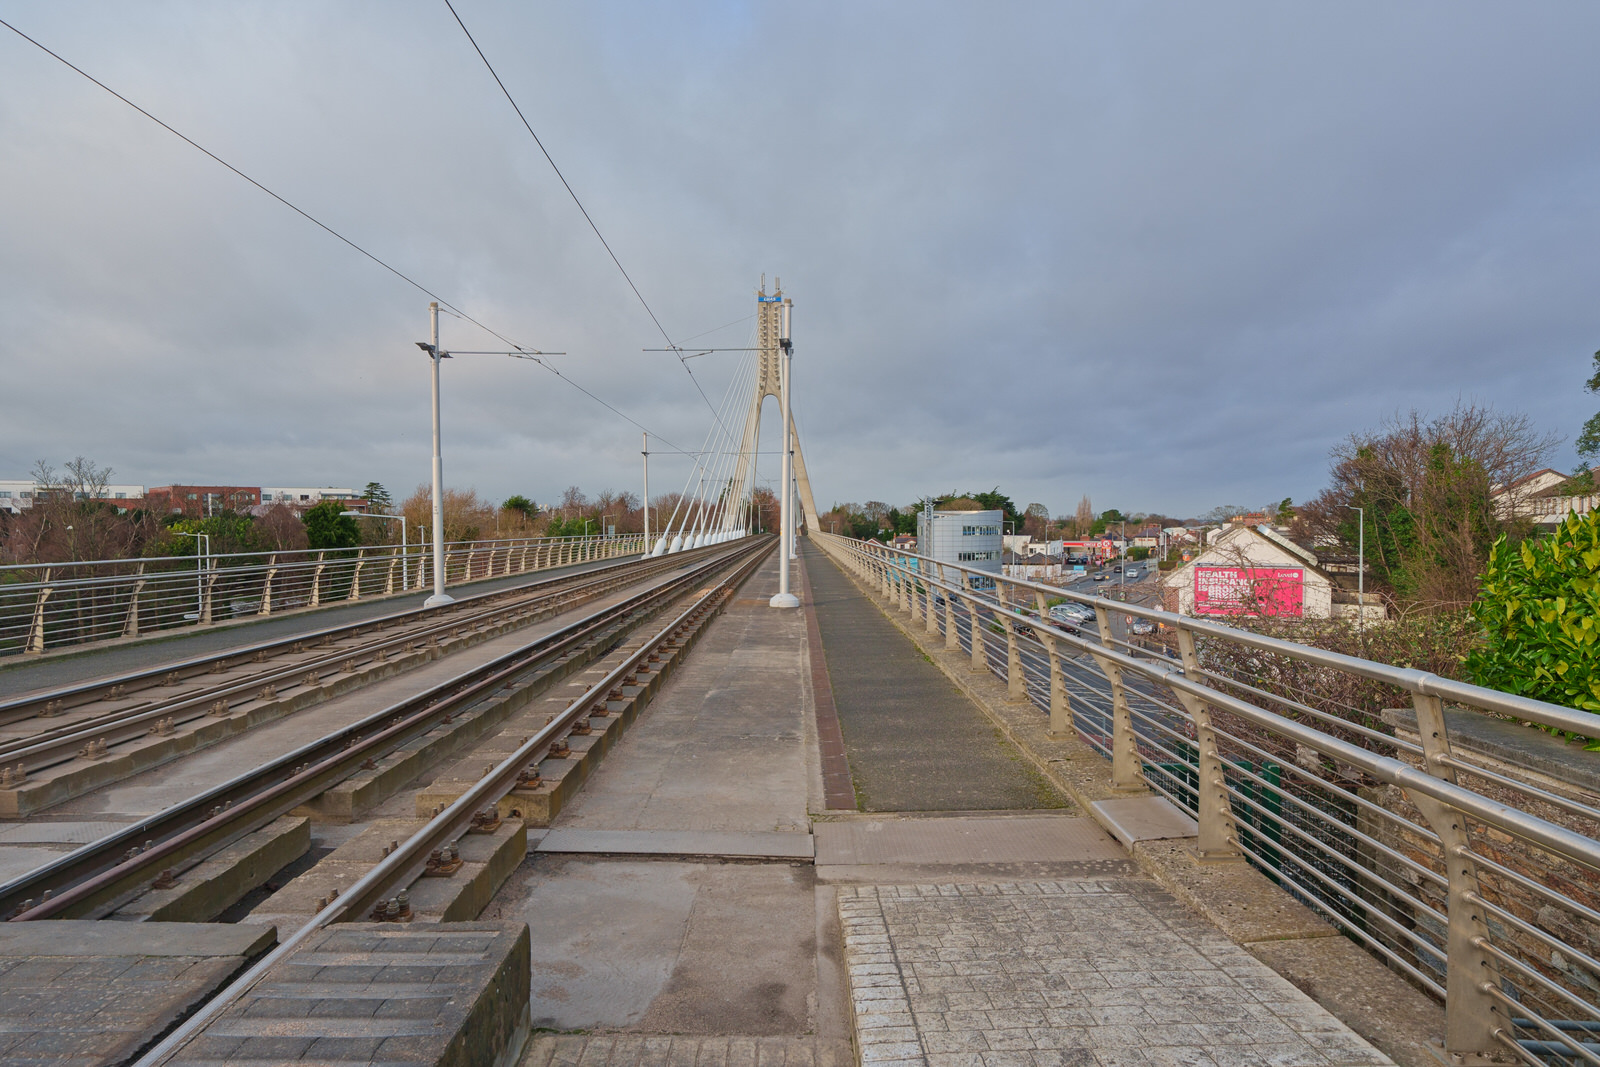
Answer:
[0,545,729,777]
[131,538,773,1067]
[0,539,768,921]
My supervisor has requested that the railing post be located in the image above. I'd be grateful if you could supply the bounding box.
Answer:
[965,574,987,673]
[466,544,477,583]
[995,583,1027,703]
[1034,591,1073,736]
[384,550,398,596]
[26,570,53,654]
[122,564,147,638]
[201,567,217,625]
[898,561,912,614]
[520,542,530,572]
[942,565,959,650]
[260,554,277,615]
[1173,629,1243,860]
[1093,602,1143,790]
[925,563,940,636]
[350,549,366,602]
[1406,691,1508,1063]
[310,551,326,608]
[915,559,928,627]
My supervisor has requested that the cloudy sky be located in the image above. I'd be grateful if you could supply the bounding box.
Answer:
[3,3,1599,519]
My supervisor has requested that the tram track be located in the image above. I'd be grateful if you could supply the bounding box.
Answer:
[0,536,771,923]
[0,543,731,804]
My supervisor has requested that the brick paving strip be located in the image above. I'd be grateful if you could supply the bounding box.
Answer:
[838,881,1396,1067]
[522,1033,848,1065]
[796,553,857,810]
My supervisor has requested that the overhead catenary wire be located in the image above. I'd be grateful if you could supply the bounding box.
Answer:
[0,13,699,458]
[440,0,740,434]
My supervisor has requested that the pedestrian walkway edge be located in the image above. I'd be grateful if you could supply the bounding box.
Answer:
[797,553,857,810]
[804,538,1445,1067]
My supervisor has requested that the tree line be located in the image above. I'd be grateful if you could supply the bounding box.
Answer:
[0,460,780,568]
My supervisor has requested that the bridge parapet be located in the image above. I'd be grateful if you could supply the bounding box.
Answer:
[814,531,1600,1067]
[0,533,645,657]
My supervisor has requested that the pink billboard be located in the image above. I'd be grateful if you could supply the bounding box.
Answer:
[1193,566,1304,617]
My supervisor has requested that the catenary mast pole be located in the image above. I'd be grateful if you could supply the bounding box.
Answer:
[425,302,454,607]
[769,297,799,608]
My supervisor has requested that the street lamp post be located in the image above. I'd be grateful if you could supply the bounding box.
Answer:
[1345,505,1365,631]
[415,302,454,608]
[343,512,408,590]
[1119,520,1126,589]
[602,513,614,540]
[171,531,210,621]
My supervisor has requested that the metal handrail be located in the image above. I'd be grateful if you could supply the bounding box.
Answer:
[0,532,648,657]
[0,532,626,578]
[815,532,1600,1066]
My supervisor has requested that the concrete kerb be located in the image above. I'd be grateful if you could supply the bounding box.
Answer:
[809,540,1446,1067]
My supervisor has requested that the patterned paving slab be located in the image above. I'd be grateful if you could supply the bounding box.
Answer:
[837,880,1394,1067]
[521,1033,853,1066]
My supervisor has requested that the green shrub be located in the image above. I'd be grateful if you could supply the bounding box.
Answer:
[1467,509,1600,737]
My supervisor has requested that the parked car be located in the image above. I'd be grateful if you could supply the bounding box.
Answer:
[1124,568,1140,580]
[1093,573,1108,581]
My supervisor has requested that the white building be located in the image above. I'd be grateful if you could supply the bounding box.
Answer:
[1161,525,1338,619]
[259,487,361,507]
[919,508,1004,576]
[0,480,147,514]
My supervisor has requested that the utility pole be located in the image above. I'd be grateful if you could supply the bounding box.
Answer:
[1346,505,1365,632]
[769,297,799,608]
[641,432,650,554]
[423,302,453,607]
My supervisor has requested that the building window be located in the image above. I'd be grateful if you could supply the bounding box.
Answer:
[0,492,10,498]
[958,550,999,561]
[186,493,198,500]
[114,492,126,499]
[961,525,999,537]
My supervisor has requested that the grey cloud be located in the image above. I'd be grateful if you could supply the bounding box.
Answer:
[2,2,1599,518]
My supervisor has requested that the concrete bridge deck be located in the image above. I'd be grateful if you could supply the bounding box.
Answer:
[510,545,1408,1067]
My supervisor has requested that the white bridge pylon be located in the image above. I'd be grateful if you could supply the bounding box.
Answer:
[651,280,821,556]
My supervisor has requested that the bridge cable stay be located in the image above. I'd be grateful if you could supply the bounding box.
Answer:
[675,345,762,552]
[680,352,758,549]
[692,357,756,545]
[654,349,754,554]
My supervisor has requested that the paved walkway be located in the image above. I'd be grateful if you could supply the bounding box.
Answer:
[801,542,1067,813]
[504,543,1398,1067]
[839,881,1391,1067]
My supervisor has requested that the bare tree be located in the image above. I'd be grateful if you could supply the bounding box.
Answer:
[1074,495,1093,538]
[1296,402,1556,612]
[1023,503,1050,540]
